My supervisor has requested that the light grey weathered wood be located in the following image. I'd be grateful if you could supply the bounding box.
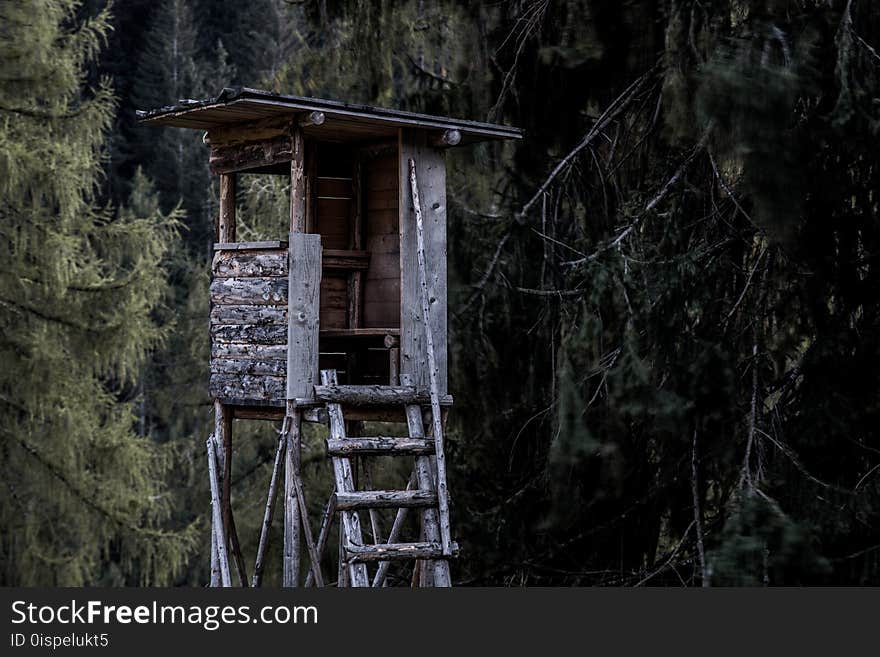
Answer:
[213,250,288,278]
[207,436,231,587]
[333,489,437,510]
[286,233,321,401]
[325,436,434,456]
[210,305,287,326]
[211,324,287,344]
[321,369,370,587]
[346,541,457,563]
[407,160,454,557]
[210,277,287,306]
[212,342,287,360]
[282,409,302,587]
[210,373,286,402]
[399,130,448,395]
[314,384,452,406]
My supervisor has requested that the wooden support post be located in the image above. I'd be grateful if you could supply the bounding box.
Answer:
[212,401,247,586]
[305,495,337,587]
[252,430,285,587]
[282,405,302,587]
[210,524,220,587]
[290,127,307,233]
[292,446,324,587]
[207,436,231,587]
[283,145,319,586]
[305,140,317,234]
[219,173,236,242]
[407,159,453,557]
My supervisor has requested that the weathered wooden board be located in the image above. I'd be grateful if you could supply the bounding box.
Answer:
[333,489,437,510]
[399,129,448,394]
[214,241,288,251]
[211,358,287,377]
[210,373,287,401]
[211,135,294,174]
[210,305,287,326]
[314,384,453,406]
[212,250,288,278]
[212,342,287,360]
[322,249,369,270]
[319,274,347,329]
[211,324,288,344]
[286,233,322,401]
[205,114,295,147]
[362,151,400,330]
[214,247,368,275]
[325,436,434,456]
[347,541,455,563]
[210,277,288,306]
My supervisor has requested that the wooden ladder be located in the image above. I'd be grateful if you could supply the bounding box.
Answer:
[316,369,454,587]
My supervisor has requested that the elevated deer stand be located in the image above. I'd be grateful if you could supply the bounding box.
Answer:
[139,87,522,587]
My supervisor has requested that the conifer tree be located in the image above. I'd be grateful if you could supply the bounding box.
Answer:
[0,0,196,585]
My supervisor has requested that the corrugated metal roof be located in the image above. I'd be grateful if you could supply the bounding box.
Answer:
[137,87,523,144]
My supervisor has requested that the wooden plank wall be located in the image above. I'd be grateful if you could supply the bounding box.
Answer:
[399,129,448,395]
[286,233,322,401]
[317,177,351,330]
[363,151,401,328]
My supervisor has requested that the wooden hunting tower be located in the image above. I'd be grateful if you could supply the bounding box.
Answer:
[139,87,521,587]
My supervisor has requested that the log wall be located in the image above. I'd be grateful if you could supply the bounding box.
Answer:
[210,246,290,405]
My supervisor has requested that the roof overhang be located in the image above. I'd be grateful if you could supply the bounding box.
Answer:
[137,87,523,146]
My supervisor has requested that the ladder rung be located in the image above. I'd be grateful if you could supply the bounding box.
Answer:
[326,436,435,456]
[345,541,459,563]
[314,384,453,406]
[333,490,437,511]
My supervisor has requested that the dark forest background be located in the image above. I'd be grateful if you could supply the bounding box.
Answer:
[2,0,880,586]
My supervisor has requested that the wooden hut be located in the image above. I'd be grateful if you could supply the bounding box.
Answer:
[139,86,521,587]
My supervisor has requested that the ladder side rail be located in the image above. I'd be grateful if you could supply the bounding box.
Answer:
[321,369,370,587]
[402,386,451,586]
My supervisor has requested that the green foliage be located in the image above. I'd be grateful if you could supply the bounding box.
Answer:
[0,0,196,585]
[709,493,830,585]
